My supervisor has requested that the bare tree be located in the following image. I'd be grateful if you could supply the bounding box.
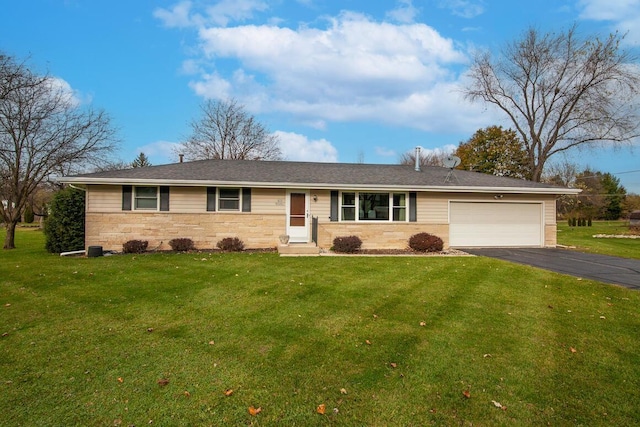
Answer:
[399,148,452,168]
[464,25,640,181]
[177,99,281,161]
[0,53,117,249]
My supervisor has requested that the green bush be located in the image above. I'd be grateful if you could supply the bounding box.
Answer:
[123,240,148,254]
[23,205,35,224]
[408,232,444,252]
[169,238,195,252]
[332,235,362,253]
[216,237,245,252]
[44,187,85,253]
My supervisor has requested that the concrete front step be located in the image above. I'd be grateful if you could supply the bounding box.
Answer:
[278,243,321,256]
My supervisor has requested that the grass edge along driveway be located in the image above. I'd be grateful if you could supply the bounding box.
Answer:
[1,229,639,426]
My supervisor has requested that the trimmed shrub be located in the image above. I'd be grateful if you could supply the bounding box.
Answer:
[23,205,35,224]
[169,238,195,252]
[44,187,85,253]
[571,218,577,227]
[332,235,362,253]
[217,237,245,252]
[408,232,444,253]
[123,240,148,254]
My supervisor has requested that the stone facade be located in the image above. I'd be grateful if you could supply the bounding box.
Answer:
[317,222,450,249]
[86,212,285,251]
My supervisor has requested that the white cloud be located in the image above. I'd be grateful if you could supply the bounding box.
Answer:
[275,131,338,162]
[154,1,199,28]
[420,144,457,157]
[189,72,233,99]
[439,0,484,19]
[204,0,269,27]
[48,76,84,107]
[375,147,397,157]
[135,140,182,164]
[386,0,419,24]
[158,4,503,135]
[188,12,488,130]
[578,0,640,45]
[154,0,269,28]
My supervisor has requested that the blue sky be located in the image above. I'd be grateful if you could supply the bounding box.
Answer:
[2,0,639,192]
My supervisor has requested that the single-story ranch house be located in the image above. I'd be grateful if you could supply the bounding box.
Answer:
[58,158,580,252]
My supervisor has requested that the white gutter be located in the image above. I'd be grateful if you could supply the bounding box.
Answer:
[68,184,87,192]
[57,177,582,195]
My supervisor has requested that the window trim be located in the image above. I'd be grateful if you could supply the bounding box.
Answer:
[338,191,409,222]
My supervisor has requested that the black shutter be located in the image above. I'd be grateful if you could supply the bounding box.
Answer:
[242,188,251,212]
[409,192,417,222]
[122,185,132,211]
[330,191,339,221]
[160,186,170,211]
[206,187,216,212]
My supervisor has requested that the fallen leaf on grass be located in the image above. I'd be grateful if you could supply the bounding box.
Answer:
[340,388,347,395]
[570,347,577,353]
[483,354,492,358]
[389,362,397,368]
[117,377,124,383]
[373,314,378,319]
[365,340,372,345]
[248,406,262,416]
[492,400,507,410]
[317,404,326,415]
[184,391,191,397]
[157,378,170,386]
[600,316,606,319]
[147,328,154,333]
[462,390,471,399]
[224,389,234,396]
[209,340,215,345]
[419,321,426,326]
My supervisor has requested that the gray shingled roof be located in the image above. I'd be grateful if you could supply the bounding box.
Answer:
[60,159,577,193]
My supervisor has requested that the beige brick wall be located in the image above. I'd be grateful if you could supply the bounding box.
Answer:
[86,212,285,251]
[316,221,450,250]
[545,224,557,247]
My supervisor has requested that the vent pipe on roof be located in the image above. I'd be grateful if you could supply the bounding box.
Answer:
[179,154,184,163]
[414,146,422,172]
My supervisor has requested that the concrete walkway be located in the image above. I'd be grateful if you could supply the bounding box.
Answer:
[463,248,640,290]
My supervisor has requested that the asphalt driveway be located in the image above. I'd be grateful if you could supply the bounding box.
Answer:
[463,248,640,290]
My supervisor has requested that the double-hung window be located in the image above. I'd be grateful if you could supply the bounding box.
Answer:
[393,193,406,221]
[134,186,158,210]
[339,191,407,222]
[218,188,241,211]
[341,192,356,220]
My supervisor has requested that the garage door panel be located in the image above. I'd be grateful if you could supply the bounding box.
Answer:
[450,202,542,247]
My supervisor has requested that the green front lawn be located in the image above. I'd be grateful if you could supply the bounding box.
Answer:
[1,229,639,426]
[558,220,640,259]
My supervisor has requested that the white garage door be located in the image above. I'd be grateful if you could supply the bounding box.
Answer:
[450,202,543,247]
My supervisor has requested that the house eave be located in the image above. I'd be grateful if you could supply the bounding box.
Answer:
[57,177,581,195]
